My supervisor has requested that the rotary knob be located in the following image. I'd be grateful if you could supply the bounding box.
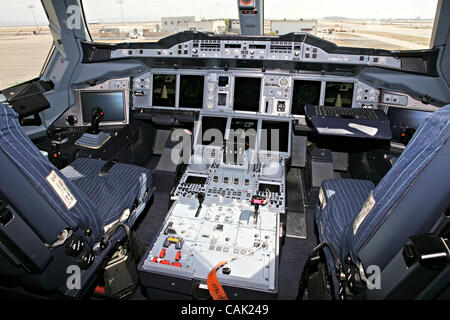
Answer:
[66,115,78,126]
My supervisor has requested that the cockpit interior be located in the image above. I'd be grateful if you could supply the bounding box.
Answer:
[0,0,449,301]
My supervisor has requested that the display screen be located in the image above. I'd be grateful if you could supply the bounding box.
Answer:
[196,116,228,146]
[324,82,354,107]
[260,120,290,153]
[152,74,176,107]
[218,93,227,106]
[229,118,258,150]
[81,91,125,123]
[258,183,280,193]
[291,80,321,115]
[233,77,261,112]
[185,175,207,185]
[218,76,229,87]
[179,75,204,109]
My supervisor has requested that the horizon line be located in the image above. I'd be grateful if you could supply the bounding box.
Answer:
[0,16,436,28]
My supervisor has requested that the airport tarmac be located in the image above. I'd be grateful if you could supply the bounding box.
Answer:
[0,19,434,90]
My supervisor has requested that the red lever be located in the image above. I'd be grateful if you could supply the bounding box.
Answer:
[175,251,182,261]
[251,198,265,205]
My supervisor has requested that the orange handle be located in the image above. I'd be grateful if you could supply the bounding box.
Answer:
[207,260,229,300]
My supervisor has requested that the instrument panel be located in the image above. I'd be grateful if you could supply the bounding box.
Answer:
[109,36,402,70]
[69,32,441,139]
[132,69,380,117]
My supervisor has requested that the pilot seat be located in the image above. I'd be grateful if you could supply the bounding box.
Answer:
[0,102,153,298]
[304,105,450,299]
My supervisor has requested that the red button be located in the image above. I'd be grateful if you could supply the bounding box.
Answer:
[152,257,158,263]
[160,260,170,265]
[175,251,182,261]
[159,249,166,258]
[94,285,105,294]
[172,262,182,267]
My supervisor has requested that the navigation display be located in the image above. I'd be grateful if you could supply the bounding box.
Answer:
[179,75,204,109]
[324,82,354,108]
[291,80,321,115]
[233,77,261,112]
[229,118,258,150]
[81,91,125,123]
[260,120,290,153]
[152,74,176,107]
[196,116,228,146]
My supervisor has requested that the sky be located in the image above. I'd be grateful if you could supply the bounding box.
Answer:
[0,0,439,26]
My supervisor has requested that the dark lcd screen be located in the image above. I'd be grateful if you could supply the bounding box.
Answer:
[218,76,229,87]
[81,91,125,123]
[179,75,204,108]
[260,121,290,153]
[229,118,258,150]
[324,82,354,108]
[218,93,227,106]
[292,80,321,115]
[258,183,280,193]
[233,77,261,112]
[185,175,207,185]
[152,74,176,107]
[196,116,228,146]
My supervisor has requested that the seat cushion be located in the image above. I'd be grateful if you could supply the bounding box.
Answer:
[61,158,153,228]
[314,179,375,298]
[316,179,375,252]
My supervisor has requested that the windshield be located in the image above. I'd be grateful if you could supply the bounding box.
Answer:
[83,0,439,50]
[0,0,53,90]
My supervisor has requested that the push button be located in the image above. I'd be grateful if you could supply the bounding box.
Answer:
[159,249,166,258]
[172,262,182,267]
[160,260,170,265]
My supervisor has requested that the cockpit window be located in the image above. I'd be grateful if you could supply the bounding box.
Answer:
[82,0,438,50]
[0,1,53,90]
